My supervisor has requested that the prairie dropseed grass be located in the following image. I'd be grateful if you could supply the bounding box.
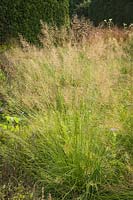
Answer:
[0,21,132,199]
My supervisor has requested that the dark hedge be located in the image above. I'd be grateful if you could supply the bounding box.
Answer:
[0,0,69,43]
[1,0,133,44]
[72,0,133,26]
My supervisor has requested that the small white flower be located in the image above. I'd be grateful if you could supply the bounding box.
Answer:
[110,128,118,132]
[109,19,112,22]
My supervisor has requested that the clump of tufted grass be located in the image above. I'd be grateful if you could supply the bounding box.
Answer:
[0,25,132,199]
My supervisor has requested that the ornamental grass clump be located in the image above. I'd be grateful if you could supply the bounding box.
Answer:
[0,22,132,199]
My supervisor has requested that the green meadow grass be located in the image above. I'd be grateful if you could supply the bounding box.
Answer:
[0,29,132,199]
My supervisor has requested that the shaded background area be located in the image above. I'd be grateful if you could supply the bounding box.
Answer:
[0,0,133,43]
[75,0,133,26]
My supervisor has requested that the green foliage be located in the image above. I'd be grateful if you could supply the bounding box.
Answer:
[0,183,33,200]
[72,0,133,26]
[69,0,85,16]
[0,114,21,130]
[0,0,69,43]
[0,69,6,81]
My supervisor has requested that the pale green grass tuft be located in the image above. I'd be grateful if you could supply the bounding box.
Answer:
[0,27,132,199]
